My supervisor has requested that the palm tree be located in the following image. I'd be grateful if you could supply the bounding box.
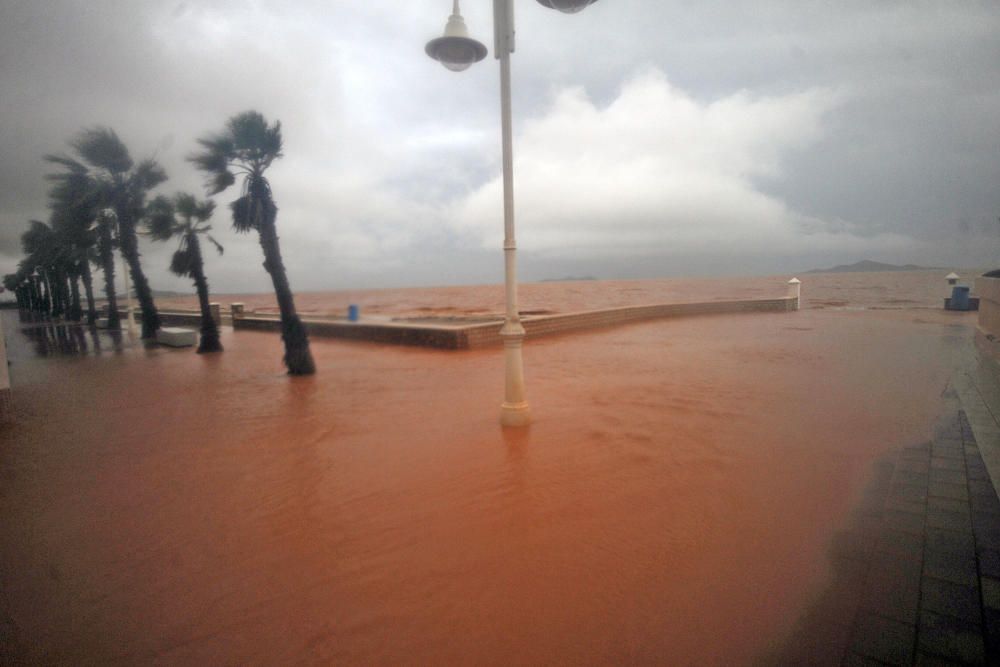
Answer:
[46,128,167,338]
[46,159,113,326]
[20,220,69,318]
[189,111,315,374]
[146,193,224,353]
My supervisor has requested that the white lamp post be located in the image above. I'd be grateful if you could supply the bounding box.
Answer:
[426,0,599,427]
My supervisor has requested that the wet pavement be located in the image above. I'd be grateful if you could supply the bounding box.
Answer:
[769,343,1000,666]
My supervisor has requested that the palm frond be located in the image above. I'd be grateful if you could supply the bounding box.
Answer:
[72,127,133,174]
[205,233,224,256]
[145,196,177,241]
[230,195,256,233]
[169,246,197,278]
[133,159,168,190]
[43,154,88,174]
[188,136,232,173]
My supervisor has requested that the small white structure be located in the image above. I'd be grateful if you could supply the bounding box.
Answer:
[946,272,960,286]
[788,277,802,310]
[156,327,197,347]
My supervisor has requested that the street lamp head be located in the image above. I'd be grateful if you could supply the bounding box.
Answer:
[536,0,600,13]
[426,1,487,72]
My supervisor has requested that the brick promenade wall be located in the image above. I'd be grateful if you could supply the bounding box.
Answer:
[232,296,797,350]
[117,308,221,328]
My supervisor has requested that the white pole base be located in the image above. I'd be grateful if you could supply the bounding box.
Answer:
[500,401,530,427]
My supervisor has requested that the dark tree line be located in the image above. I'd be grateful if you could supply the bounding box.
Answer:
[5,111,314,373]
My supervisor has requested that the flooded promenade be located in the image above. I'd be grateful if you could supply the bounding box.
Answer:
[0,276,986,664]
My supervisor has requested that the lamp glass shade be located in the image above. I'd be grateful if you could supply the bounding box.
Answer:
[426,35,487,71]
[536,0,598,13]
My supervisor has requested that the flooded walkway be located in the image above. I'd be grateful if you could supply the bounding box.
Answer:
[0,308,982,664]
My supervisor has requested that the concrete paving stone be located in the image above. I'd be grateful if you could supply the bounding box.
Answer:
[903,448,932,462]
[931,448,965,462]
[925,528,976,560]
[899,458,932,475]
[966,444,982,456]
[929,469,967,486]
[984,608,1000,664]
[926,507,973,533]
[969,479,999,497]
[896,470,932,487]
[914,653,970,666]
[927,482,969,500]
[917,610,986,665]
[967,465,991,483]
[862,553,923,625]
[969,493,1000,516]
[928,482,969,502]
[972,521,1000,551]
[841,651,894,666]
[982,578,1000,611]
[877,529,924,558]
[886,508,929,535]
[979,549,1000,579]
[927,497,971,517]
[892,482,930,504]
[922,547,978,587]
[920,577,982,624]
[849,612,916,666]
[886,498,928,517]
[930,457,966,471]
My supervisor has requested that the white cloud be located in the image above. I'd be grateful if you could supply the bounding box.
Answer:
[448,69,912,264]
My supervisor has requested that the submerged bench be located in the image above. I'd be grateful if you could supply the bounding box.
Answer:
[156,327,197,347]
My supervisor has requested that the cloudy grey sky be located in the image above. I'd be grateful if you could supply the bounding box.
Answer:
[1,0,998,293]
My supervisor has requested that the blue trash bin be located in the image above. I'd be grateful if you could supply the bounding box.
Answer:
[348,304,360,321]
[950,285,970,311]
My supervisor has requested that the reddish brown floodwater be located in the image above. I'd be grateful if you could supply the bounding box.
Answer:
[0,272,978,664]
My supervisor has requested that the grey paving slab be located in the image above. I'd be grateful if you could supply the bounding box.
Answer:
[766,396,1000,665]
[850,611,916,666]
[917,610,986,665]
[919,577,982,624]
[922,548,978,588]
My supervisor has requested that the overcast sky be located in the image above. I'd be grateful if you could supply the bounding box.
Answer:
[1,0,998,293]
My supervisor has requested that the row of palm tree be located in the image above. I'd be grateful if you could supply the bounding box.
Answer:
[4,111,316,374]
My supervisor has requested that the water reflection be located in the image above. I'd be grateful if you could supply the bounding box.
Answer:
[18,319,129,357]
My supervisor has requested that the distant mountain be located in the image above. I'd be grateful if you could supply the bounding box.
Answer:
[539,276,597,282]
[806,260,940,274]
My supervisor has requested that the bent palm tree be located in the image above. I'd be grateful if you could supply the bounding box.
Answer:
[46,157,117,327]
[189,111,315,374]
[47,128,167,338]
[146,193,224,353]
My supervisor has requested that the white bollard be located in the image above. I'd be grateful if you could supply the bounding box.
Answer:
[788,277,801,311]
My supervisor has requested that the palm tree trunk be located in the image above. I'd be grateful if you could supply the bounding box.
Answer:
[97,219,120,329]
[257,217,314,375]
[41,270,56,316]
[188,234,222,354]
[68,270,83,322]
[80,260,97,325]
[116,211,160,338]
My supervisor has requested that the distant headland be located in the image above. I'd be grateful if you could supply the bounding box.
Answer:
[806,260,940,274]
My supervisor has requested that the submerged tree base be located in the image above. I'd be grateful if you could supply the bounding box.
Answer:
[197,332,223,354]
[282,316,315,375]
